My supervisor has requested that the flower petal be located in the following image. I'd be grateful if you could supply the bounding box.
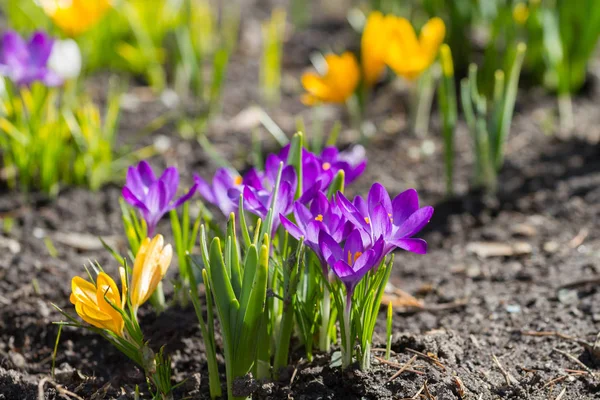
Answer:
[392,189,419,226]
[394,206,434,238]
[368,183,392,216]
[390,238,428,254]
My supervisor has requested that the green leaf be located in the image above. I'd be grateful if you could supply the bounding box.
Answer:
[326,170,345,198]
[207,238,238,336]
[286,132,303,198]
[227,213,242,298]
[235,243,269,376]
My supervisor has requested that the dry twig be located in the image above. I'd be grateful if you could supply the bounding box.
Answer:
[38,377,84,400]
[387,355,418,382]
[405,348,446,371]
[423,380,436,400]
[492,354,518,386]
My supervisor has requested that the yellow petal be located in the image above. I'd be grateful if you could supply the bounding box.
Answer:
[119,266,128,309]
[419,17,446,65]
[71,276,98,307]
[40,0,111,37]
[301,52,359,104]
[361,11,388,85]
[95,272,124,335]
[301,73,335,100]
[130,235,172,309]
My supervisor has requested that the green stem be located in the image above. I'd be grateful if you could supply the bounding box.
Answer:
[413,67,436,137]
[319,284,331,352]
[558,92,573,133]
[341,294,353,369]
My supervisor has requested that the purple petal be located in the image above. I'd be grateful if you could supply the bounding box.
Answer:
[392,189,420,226]
[145,181,167,215]
[243,186,267,218]
[305,221,322,245]
[343,229,365,258]
[1,31,28,66]
[394,206,434,238]
[28,32,54,67]
[391,238,428,254]
[310,191,329,216]
[159,167,179,202]
[332,260,358,283]
[280,215,304,240]
[265,154,283,185]
[194,174,216,203]
[243,168,264,190]
[371,204,392,240]
[293,202,313,231]
[122,186,149,212]
[320,146,339,163]
[274,181,294,218]
[337,191,369,230]
[367,183,392,216]
[319,230,343,265]
[172,182,198,209]
[345,160,367,184]
[137,161,157,187]
[354,196,368,216]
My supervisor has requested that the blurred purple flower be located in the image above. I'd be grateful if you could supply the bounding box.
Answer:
[319,229,384,297]
[337,183,433,256]
[320,145,367,184]
[0,31,62,87]
[122,161,198,236]
[194,168,243,216]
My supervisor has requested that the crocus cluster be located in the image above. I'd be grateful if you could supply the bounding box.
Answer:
[301,11,446,104]
[195,143,367,226]
[70,234,172,336]
[282,183,433,298]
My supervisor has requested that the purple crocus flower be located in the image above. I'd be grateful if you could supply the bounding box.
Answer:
[280,192,352,267]
[337,183,433,255]
[194,168,244,216]
[0,31,62,87]
[319,229,385,297]
[122,161,198,236]
[320,145,367,184]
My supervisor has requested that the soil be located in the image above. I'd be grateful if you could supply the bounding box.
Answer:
[2,1,600,399]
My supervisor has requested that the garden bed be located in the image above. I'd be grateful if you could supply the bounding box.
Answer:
[2,6,600,400]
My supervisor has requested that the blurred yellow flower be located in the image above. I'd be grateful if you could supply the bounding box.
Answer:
[301,52,360,105]
[130,235,173,311]
[361,11,394,86]
[513,3,530,25]
[70,270,126,336]
[40,0,111,37]
[385,17,446,80]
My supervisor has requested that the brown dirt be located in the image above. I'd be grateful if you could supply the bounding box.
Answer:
[2,3,600,400]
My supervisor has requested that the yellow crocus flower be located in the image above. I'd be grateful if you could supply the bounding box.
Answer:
[130,235,173,311]
[301,52,360,105]
[361,11,395,86]
[385,17,446,80]
[40,0,112,37]
[70,270,126,336]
